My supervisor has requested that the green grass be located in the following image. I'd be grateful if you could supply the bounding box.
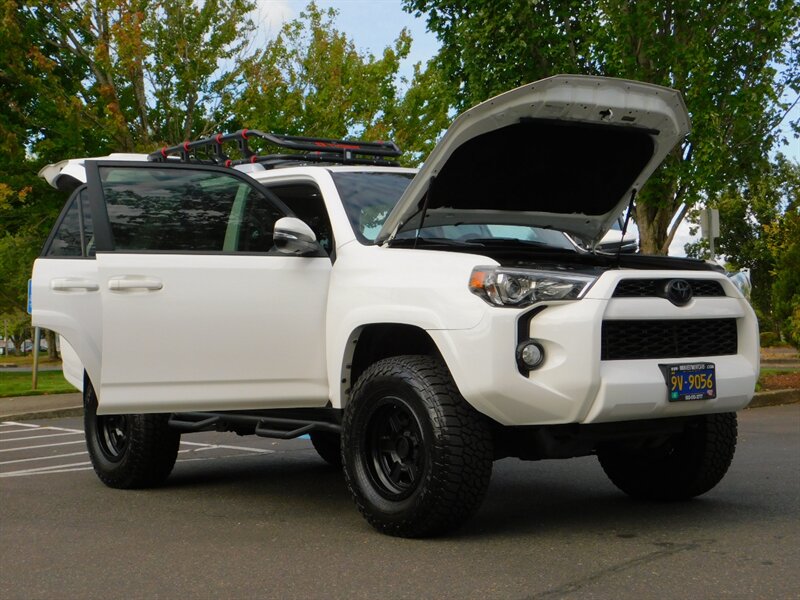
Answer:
[0,370,78,398]
[0,355,61,366]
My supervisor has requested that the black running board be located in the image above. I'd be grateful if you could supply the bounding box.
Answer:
[168,410,341,440]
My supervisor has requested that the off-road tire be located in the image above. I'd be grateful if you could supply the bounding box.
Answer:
[342,355,493,537]
[310,431,342,468]
[83,376,180,489]
[597,412,737,501]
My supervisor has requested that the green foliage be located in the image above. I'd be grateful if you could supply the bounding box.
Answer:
[768,191,800,348]
[0,0,257,318]
[0,309,32,356]
[404,0,800,254]
[23,0,257,150]
[223,2,449,161]
[1,0,446,322]
[0,168,63,316]
[228,3,410,139]
[690,157,799,344]
[144,0,257,143]
[759,331,781,348]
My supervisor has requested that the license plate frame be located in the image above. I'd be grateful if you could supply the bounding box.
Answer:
[659,362,717,402]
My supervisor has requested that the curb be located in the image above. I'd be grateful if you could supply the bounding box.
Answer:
[0,406,83,422]
[747,388,800,409]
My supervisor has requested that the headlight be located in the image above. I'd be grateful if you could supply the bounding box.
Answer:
[469,267,596,307]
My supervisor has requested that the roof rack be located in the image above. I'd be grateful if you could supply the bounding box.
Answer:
[147,129,402,169]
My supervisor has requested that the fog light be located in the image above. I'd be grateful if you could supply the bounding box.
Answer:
[517,341,544,371]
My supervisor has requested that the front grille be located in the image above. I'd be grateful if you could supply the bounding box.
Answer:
[613,279,726,298]
[601,318,737,360]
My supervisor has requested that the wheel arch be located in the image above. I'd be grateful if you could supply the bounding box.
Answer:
[338,323,444,408]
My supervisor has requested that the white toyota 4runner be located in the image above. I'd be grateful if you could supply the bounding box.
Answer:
[32,75,758,537]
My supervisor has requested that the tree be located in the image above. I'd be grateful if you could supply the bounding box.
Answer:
[222,2,449,162]
[404,0,800,254]
[688,156,799,343]
[766,171,800,346]
[0,0,259,354]
[22,0,256,150]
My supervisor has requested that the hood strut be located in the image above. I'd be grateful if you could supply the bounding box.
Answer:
[413,176,436,249]
[616,188,637,265]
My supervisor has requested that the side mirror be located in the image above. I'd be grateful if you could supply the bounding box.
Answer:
[274,217,320,256]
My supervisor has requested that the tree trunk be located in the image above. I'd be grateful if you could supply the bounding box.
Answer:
[46,329,59,360]
[636,203,677,255]
[634,150,686,255]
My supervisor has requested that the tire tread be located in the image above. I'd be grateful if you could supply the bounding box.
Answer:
[342,355,493,537]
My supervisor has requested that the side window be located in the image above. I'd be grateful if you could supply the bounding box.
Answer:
[98,166,283,253]
[45,187,95,257]
[266,183,334,255]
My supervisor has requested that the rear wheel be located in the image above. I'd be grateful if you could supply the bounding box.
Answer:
[598,412,738,501]
[83,377,180,489]
[342,355,493,537]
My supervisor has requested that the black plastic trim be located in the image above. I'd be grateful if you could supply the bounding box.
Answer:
[515,304,549,375]
[40,185,87,257]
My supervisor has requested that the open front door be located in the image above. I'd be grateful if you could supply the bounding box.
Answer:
[87,162,331,414]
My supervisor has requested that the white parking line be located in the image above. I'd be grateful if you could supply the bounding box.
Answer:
[0,432,83,442]
[0,450,88,466]
[177,452,269,464]
[0,461,94,477]
[0,422,276,478]
[181,441,274,454]
[0,440,85,453]
[1,422,83,433]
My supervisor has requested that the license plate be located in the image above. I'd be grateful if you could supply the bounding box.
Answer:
[660,362,716,402]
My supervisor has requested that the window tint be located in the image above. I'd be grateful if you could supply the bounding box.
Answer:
[266,183,334,255]
[99,167,283,253]
[45,188,95,257]
[330,172,414,243]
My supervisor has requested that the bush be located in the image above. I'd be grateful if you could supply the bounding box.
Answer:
[760,331,781,347]
[785,305,800,350]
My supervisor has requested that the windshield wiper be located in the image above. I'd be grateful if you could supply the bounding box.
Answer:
[388,236,484,248]
[463,238,561,249]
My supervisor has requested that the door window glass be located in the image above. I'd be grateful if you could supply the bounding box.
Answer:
[99,166,283,252]
[266,183,334,255]
[45,188,95,257]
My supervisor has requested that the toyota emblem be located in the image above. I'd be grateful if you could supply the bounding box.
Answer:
[665,279,693,306]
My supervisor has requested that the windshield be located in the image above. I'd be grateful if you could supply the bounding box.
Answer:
[331,172,414,243]
[331,171,574,251]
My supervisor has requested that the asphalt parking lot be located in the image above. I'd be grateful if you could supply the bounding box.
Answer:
[1,405,798,600]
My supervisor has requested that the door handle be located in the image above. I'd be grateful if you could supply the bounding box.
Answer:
[107,277,163,291]
[50,278,99,292]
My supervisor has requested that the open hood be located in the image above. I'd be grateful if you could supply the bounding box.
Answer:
[376,75,690,246]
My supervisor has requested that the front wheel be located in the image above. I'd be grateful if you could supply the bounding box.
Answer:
[342,356,493,537]
[597,412,738,501]
[309,431,342,468]
[84,377,180,489]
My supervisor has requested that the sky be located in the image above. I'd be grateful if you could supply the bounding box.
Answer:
[253,0,799,257]
[254,0,439,78]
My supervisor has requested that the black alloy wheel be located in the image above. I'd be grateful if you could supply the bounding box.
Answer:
[96,414,129,462]
[365,397,426,500]
[83,374,180,489]
[342,355,494,537]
